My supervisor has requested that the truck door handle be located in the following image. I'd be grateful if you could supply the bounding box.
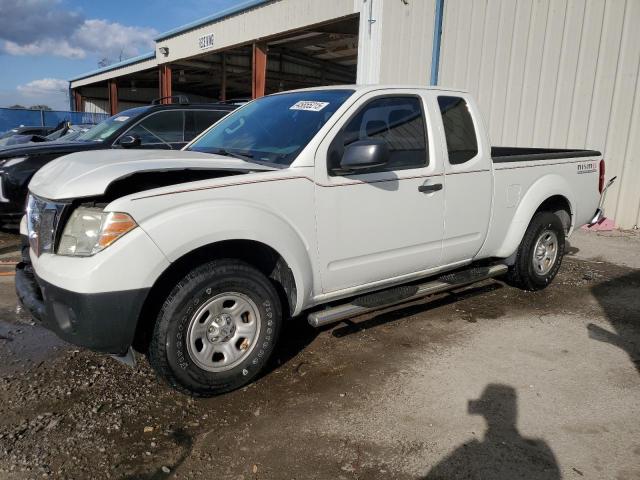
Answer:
[418,182,443,193]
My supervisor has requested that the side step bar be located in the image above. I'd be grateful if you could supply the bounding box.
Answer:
[308,264,508,328]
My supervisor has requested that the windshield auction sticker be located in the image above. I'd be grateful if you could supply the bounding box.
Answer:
[114,116,130,122]
[290,101,330,112]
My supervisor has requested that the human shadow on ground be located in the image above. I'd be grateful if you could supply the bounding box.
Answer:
[589,270,640,374]
[423,384,561,480]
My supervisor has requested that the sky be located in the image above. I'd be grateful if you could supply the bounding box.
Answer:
[0,0,239,110]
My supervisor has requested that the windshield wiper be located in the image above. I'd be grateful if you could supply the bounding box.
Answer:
[208,148,254,162]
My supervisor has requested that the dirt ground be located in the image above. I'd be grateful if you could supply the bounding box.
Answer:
[0,229,638,480]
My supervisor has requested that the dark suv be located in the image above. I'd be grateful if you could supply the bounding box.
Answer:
[0,101,236,220]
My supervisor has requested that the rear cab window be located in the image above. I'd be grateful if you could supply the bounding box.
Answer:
[437,96,478,165]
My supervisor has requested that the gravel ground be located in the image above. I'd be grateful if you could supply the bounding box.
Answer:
[0,229,638,479]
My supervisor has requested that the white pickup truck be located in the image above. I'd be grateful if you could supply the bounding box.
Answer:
[16,85,612,396]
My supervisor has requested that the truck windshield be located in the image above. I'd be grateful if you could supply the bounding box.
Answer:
[188,89,354,166]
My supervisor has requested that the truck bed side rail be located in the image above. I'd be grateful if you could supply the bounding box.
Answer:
[491,147,601,163]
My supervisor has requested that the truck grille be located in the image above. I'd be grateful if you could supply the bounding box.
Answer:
[26,194,67,257]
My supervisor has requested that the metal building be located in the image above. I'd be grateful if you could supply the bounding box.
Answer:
[69,0,640,229]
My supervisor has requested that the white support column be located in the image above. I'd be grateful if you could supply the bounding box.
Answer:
[355,0,384,84]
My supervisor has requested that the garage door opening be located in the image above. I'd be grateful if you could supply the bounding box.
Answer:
[264,15,358,94]
[167,15,358,103]
[75,67,161,115]
[171,46,253,103]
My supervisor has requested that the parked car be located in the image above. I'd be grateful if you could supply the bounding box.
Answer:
[0,123,94,148]
[0,125,59,143]
[47,125,94,143]
[0,102,235,219]
[16,86,613,396]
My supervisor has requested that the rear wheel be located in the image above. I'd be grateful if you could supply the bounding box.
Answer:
[505,211,566,291]
[148,259,282,396]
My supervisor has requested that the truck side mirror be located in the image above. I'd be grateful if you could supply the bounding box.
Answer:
[118,135,141,148]
[338,139,389,174]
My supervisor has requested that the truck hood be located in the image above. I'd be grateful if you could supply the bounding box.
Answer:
[29,149,278,200]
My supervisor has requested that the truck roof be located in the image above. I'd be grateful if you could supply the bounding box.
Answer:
[277,84,469,95]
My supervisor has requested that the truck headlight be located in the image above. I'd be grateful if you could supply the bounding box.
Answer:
[57,207,137,256]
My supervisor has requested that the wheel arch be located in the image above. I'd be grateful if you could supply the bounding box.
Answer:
[536,194,572,233]
[133,238,300,353]
[495,174,574,259]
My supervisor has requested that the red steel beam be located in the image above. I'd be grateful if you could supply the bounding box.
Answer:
[73,89,84,112]
[220,54,227,102]
[159,64,172,103]
[252,42,267,99]
[108,79,118,115]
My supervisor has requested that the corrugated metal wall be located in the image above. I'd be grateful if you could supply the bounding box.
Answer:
[439,0,640,229]
[83,98,109,115]
[378,0,435,84]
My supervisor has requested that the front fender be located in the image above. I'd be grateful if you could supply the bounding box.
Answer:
[138,199,314,316]
[494,174,574,258]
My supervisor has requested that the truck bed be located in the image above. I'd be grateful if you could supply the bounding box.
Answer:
[491,146,601,163]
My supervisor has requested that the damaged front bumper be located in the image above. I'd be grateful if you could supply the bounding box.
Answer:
[15,259,149,357]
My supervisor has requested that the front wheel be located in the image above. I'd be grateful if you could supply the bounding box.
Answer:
[148,259,282,396]
[505,211,566,291]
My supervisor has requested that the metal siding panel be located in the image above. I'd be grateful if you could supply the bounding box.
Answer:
[438,0,640,228]
[585,0,625,150]
[549,0,586,147]
[379,1,400,83]
[409,0,435,82]
[604,0,640,227]
[587,0,627,224]
[501,0,533,144]
[477,0,502,126]
[566,0,606,148]
[465,0,488,94]
[532,0,568,146]
[378,0,435,84]
[356,0,383,83]
[516,0,550,146]
[439,0,459,87]
[623,72,640,228]
[487,0,517,144]
[453,0,473,86]
[83,98,109,115]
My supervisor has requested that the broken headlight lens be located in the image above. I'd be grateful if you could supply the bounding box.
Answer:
[57,207,137,256]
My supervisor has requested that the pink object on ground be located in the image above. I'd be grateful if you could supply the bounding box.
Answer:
[582,217,616,231]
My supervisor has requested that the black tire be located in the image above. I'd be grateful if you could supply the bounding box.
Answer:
[148,259,282,397]
[505,211,566,291]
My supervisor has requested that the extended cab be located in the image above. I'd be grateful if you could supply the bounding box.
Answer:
[16,86,612,396]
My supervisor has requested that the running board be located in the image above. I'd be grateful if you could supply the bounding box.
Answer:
[308,264,508,328]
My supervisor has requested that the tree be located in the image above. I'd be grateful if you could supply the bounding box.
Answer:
[97,48,126,68]
[8,104,26,109]
[97,57,113,68]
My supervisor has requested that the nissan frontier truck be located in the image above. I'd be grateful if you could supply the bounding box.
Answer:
[16,86,612,396]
